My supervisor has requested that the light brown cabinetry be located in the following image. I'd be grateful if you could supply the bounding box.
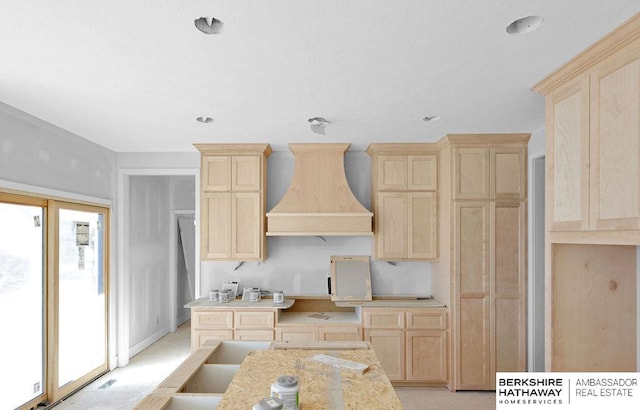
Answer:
[433,134,528,391]
[362,308,447,384]
[367,145,438,260]
[533,14,640,372]
[195,144,271,260]
[191,309,276,350]
[275,324,362,342]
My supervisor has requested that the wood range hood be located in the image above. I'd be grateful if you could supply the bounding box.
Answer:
[266,143,373,236]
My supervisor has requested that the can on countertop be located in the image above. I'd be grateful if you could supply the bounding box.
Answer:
[209,289,219,302]
[271,375,299,410]
[253,397,283,410]
[273,290,284,304]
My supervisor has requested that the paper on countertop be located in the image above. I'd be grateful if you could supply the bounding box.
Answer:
[311,354,369,373]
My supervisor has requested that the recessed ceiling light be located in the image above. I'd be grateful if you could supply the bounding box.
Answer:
[194,17,224,34]
[506,15,544,35]
[423,115,440,122]
[196,117,213,123]
[308,117,329,135]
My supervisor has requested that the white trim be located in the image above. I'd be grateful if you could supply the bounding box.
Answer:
[0,179,112,206]
[116,168,199,367]
[528,153,545,372]
[128,326,171,358]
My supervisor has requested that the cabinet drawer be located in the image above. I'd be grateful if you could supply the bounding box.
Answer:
[363,310,404,329]
[406,310,446,330]
[234,311,275,329]
[194,311,234,329]
[234,329,274,341]
[192,329,234,351]
[318,326,362,342]
[275,326,318,342]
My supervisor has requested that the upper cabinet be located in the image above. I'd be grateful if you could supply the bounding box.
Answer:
[453,145,526,200]
[195,144,271,261]
[367,144,438,260]
[534,23,640,233]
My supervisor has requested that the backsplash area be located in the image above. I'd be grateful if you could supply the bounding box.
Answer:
[200,235,431,297]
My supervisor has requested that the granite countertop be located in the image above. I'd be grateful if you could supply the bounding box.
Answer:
[184,297,295,309]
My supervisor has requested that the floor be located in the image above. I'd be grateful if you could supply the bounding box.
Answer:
[51,321,495,410]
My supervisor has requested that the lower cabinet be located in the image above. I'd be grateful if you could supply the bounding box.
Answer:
[275,325,362,342]
[363,308,448,384]
[191,309,275,350]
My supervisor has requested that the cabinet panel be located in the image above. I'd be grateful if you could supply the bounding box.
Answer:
[234,329,274,341]
[406,330,447,382]
[456,202,490,294]
[548,77,589,230]
[231,156,261,191]
[457,297,490,389]
[493,203,524,295]
[494,298,524,374]
[202,193,231,259]
[408,192,437,259]
[192,330,234,351]
[193,311,234,329]
[202,156,231,191]
[378,155,408,190]
[492,148,525,199]
[231,193,261,259]
[454,148,490,199]
[275,326,317,342]
[376,193,408,259]
[406,310,446,330]
[364,329,405,381]
[234,311,274,329]
[591,44,640,230]
[318,326,362,342]
[408,155,437,190]
[363,310,404,329]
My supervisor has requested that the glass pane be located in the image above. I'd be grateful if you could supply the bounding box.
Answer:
[0,202,44,409]
[58,209,106,387]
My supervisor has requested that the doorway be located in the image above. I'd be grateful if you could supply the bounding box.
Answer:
[531,156,545,371]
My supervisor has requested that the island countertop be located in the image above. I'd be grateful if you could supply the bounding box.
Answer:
[184,297,295,310]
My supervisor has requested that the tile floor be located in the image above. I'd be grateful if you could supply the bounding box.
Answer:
[50,321,496,409]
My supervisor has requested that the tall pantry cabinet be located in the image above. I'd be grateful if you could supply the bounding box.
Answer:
[194,144,271,261]
[432,134,529,391]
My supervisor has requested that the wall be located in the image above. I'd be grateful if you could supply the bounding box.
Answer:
[0,102,115,200]
[127,175,195,354]
[200,150,432,297]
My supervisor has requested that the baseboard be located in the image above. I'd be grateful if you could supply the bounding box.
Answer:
[129,326,170,358]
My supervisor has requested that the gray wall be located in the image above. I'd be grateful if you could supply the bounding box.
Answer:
[0,102,115,200]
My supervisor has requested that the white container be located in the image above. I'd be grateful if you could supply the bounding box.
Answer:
[271,375,299,410]
[250,290,261,302]
[253,397,283,410]
[219,289,231,303]
[209,289,219,302]
[273,291,284,304]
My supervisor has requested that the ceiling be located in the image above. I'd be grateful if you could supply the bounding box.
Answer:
[2,1,640,153]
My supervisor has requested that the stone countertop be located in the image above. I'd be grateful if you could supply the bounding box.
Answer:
[335,297,446,308]
[184,297,295,309]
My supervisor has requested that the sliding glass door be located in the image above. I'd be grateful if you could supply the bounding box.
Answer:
[50,202,109,402]
[0,196,46,409]
[0,193,109,409]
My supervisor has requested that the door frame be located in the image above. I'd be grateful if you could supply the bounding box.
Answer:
[528,154,545,371]
[169,210,195,332]
[116,169,199,367]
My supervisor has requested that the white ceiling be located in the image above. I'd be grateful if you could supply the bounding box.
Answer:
[2,1,640,152]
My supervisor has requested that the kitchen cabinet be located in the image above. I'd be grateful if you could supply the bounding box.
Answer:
[362,308,447,384]
[195,144,271,260]
[367,144,439,260]
[532,14,640,373]
[190,308,278,350]
[432,134,528,391]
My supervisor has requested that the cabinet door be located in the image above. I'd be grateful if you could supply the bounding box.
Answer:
[406,330,447,382]
[378,155,407,190]
[454,202,491,390]
[492,202,526,383]
[376,192,408,259]
[491,148,526,200]
[363,309,405,329]
[408,192,437,259]
[231,155,261,191]
[318,326,362,342]
[202,193,231,259]
[454,148,490,199]
[234,329,274,341]
[234,311,274,329]
[275,326,317,341]
[192,310,234,329]
[231,193,261,259]
[202,156,231,191]
[364,329,405,381]
[590,39,640,230]
[408,155,437,191]
[546,76,590,231]
[192,330,234,351]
